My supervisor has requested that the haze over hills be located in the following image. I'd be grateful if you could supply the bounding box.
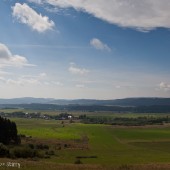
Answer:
[0,97,170,106]
[0,97,53,105]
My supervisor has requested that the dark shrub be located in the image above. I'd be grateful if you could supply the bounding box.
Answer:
[45,150,55,156]
[34,150,45,158]
[64,144,68,148]
[43,145,49,150]
[36,144,49,150]
[74,159,82,164]
[9,146,46,158]
[28,143,34,149]
[19,134,26,138]
[0,143,9,157]
[10,146,34,158]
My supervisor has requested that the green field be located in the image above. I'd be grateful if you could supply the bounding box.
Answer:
[1,117,169,170]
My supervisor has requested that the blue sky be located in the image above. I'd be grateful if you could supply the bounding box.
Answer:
[0,0,170,99]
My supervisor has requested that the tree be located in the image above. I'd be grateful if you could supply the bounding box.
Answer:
[0,116,20,145]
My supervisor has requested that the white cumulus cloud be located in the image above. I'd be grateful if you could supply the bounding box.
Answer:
[90,38,111,51]
[69,63,89,75]
[29,0,170,31]
[0,43,34,68]
[12,3,55,32]
[159,82,170,91]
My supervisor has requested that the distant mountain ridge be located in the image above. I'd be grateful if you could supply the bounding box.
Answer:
[0,97,170,106]
[0,97,53,104]
[50,98,170,106]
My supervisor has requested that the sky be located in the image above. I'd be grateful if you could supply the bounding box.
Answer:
[1,0,170,99]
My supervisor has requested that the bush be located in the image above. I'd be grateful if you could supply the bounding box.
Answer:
[28,143,34,149]
[64,144,68,148]
[9,146,47,158]
[19,134,26,138]
[36,144,49,150]
[0,143,9,157]
[43,145,49,150]
[34,150,45,158]
[74,159,82,164]
[45,150,55,156]
[10,146,34,158]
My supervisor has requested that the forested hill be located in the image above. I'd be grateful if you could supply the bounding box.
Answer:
[50,98,170,106]
[0,97,170,106]
[0,97,170,113]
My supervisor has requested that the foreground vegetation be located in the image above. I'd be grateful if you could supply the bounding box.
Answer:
[2,111,170,169]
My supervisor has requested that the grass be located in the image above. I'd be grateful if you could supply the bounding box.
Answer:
[1,159,170,170]
[112,127,170,141]
[11,118,70,138]
[5,117,170,169]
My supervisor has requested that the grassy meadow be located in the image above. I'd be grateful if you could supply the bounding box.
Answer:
[2,110,170,169]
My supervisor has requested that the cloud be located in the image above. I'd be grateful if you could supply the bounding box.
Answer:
[90,38,111,51]
[14,73,63,87]
[0,71,11,76]
[115,85,121,89]
[28,0,42,4]
[0,44,11,59]
[158,82,170,91]
[39,72,47,77]
[52,81,63,86]
[6,78,41,86]
[30,0,170,31]
[6,72,48,86]
[43,81,63,86]
[0,43,34,68]
[76,84,85,88]
[0,77,5,82]
[21,72,47,79]
[12,3,55,32]
[69,63,89,75]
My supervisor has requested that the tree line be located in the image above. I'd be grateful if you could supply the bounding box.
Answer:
[80,115,170,126]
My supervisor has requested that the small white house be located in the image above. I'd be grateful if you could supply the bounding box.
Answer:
[68,115,72,119]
